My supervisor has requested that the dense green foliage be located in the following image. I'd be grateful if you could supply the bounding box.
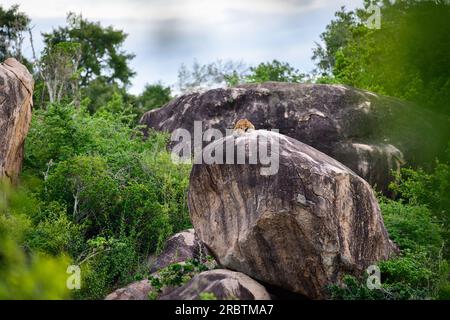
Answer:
[0,4,29,62]
[136,83,172,115]
[42,13,135,87]
[389,163,450,241]
[18,98,191,299]
[314,1,450,118]
[0,182,71,299]
[381,200,443,255]
[329,160,450,300]
[315,2,450,299]
[245,60,305,83]
[148,257,215,300]
[1,1,449,300]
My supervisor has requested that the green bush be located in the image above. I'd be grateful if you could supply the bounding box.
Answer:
[0,181,71,299]
[380,199,443,255]
[74,236,138,300]
[45,155,120,233]
[389,159,450,259]
[136,83,172,115]
[390,163,449,223]
[21,101,192,299]
[244,60,304,83]
[329,183,448,300]
[25,201,83,256]
[199,292,218,300]
[118,182,173,255]
[148,257,215,300]
[329,250,448,300]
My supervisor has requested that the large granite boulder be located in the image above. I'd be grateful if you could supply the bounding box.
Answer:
[148,229,215,273]
[0,58,33,183]
[188,130,397,299]
[159,269,271,300]
[140,82,447,192]
[105,279,152,300]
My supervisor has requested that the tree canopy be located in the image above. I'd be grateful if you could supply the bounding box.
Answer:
[313,0,450,117]
[244,60,305,83]
[42,13,135,87]
[0,4,30,62]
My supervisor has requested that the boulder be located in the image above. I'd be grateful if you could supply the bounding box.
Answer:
[140,82,447,192]
[148,229,215,273]
[107,229,217,300]
[188,130,397,299]
[105,279,152,300]
[159,269,271,300]
[0,58,33,183]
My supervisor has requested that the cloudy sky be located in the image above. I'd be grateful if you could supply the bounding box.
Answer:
[4,0,363,94]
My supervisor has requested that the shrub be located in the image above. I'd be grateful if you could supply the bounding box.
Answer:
[25,201,84,256]
[199,292,218,300]
[328,250,448,300]
[329,189,449,300]
[44,155,120,234]
[244,60,305,83]
[390,163,450,219]
[74,236,137,300]
[24,103,92,171]
[0,181,71,299]
[21,102,192,299]
[148,257,215,300]
[119,182,173,254]
[389,162,450,251]
[380,199,443,255]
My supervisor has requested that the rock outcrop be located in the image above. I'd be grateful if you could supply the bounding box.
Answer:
[140,82,446,191]
[188,130,397,299]
[105,279,152,300]
[0,58,33,183]
[148,229,213,273]
[159,269,271,300]
[107,229,218,300]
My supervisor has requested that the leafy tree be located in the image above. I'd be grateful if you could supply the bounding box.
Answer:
[380,199,443,256]
[244,60,304,83]
[42,12,135,87]
[23,101,191,298]
[312,6,359,76]
[136,83,172,115]
[74,235,137,299]
[39,42,82,104]
[315,1,450,117]
[389,159,450,258]
[80,77,123,114]
[0,4,30,62]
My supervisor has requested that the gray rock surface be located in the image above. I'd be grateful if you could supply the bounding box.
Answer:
[148,228,214,273]
[105,279,152,300]
[188,130,397,299]
[159,269,271,300]
[0,58,33,183]
[140,82,446,191]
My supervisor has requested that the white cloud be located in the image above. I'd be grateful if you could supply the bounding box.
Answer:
[3,0,363,94]
[4,0,361,21]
